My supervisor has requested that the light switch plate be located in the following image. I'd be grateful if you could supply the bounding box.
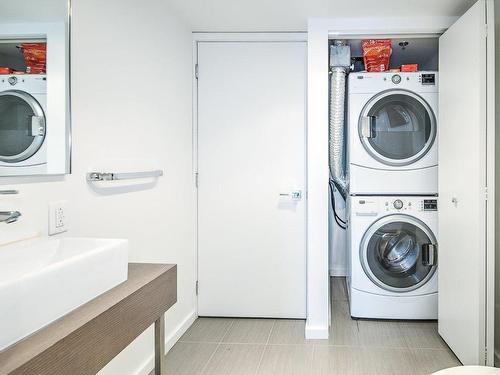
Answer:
[49,200,68,235]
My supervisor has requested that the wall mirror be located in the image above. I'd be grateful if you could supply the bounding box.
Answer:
[0,0,71,177]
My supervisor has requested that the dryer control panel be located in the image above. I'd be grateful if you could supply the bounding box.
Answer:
[348,71,439,94]
[0,75,46,92]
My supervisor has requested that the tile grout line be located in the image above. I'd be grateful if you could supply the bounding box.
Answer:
[265,320,276,345]
[310,344,317,373]
[199,319,235,375]
[254,319,276,375]
[397,321,411,350]
[173,340,446,349]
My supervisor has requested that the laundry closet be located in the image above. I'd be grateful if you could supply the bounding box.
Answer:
[329,36,440,317]
[311,0,495,367]
[328,37,439,274]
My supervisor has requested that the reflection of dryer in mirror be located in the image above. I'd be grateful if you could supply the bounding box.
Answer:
[348,72,438,195]
[0,75,47,174]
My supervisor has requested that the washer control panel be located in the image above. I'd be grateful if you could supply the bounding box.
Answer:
[382,197,438,212]
[422,199,438,211]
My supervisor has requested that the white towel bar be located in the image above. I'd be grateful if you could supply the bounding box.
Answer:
[86,170,163,182]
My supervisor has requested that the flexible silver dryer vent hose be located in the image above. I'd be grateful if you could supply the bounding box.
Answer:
[329,66,348,198]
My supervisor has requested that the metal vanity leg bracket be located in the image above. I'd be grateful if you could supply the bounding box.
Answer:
[155,314,166,375]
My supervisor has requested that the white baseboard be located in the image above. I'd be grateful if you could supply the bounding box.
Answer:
[305,322,329,340]
[329,266,347,277]
[134,310,197,375]
[165,310,198,352]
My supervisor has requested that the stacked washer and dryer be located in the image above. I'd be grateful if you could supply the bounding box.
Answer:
[346,71,439,319]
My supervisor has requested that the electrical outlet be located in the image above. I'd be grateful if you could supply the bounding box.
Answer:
[49,200,68,235]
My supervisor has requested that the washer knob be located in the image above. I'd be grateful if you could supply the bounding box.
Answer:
[7,76,17,86]
[393,199,404,210]
[392,74,402,84]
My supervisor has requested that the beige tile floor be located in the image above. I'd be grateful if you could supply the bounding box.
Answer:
[157,278,460,375]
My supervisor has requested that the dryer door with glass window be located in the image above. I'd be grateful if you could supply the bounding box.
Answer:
[360,214,437,292]
[359,89,436,166]
[0,90,45,163]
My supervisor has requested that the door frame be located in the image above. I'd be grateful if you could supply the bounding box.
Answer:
[485,0,495,365]
[191,32,308,317]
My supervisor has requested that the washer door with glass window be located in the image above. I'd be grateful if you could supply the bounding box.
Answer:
[360,215,437,292]
[0,90,46,163]
[358,89,436,167]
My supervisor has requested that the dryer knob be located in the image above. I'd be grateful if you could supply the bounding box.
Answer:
[393,199,404,210]
[391,74,402,84]
[7,76,17,86]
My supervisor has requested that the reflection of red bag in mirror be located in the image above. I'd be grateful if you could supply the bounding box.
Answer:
[20,43,47,74]
[362,39,392,72]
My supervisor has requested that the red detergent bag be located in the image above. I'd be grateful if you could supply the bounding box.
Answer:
[362,39,392,72]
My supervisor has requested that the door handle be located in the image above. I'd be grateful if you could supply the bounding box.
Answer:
[279,190,302,201]
[422,243,437,266]
[361,116,376,138]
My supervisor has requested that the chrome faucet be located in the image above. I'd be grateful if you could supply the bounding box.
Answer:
[0,211,21,224]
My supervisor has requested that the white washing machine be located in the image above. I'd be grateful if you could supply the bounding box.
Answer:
[0,75,47,175]
[348,72,438,195]
[347,195,438,319]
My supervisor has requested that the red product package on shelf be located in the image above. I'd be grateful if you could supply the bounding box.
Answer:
[362,39,392,72]
[0,67,13,74]
[401,64,418,72]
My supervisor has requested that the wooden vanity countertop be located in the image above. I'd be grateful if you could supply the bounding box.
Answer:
[0,263,177,375]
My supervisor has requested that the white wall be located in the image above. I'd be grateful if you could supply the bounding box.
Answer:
[0,0,67,22]
[0,0,195,374]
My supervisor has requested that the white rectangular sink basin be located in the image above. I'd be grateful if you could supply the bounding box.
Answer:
[0,237,128,351]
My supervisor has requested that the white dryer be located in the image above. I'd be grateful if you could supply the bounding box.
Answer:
[348,72,438,195]
[0,75,47,175]
[347,195,438,319]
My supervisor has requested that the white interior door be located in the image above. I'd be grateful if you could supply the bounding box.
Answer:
[197,41,307,318]
[438,0,495,365]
